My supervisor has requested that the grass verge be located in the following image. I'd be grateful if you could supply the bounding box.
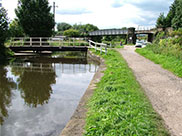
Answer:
[84,49,169,136]
[136,48,182,78]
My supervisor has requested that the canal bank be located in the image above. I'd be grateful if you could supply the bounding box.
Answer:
[61,48,169,136]
[60,50,106,136]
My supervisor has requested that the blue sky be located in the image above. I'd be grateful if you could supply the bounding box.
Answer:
[2,0,173,29]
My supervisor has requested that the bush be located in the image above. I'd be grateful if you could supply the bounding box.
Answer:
[63,29,80,37]
[145,30,182,60]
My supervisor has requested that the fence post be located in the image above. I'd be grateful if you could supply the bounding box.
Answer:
[30,38,32,46]
[22,38,24,46]
[88,41,92,48]
[105,47,107,55]
[100,45,102,54]
[40,37,42,46]
[59,38,61,46]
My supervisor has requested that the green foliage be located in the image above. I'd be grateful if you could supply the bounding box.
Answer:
[170,28,182,37]
[102,35,127,48]
[63,29,80,37]
[165,0,177,27]
[156,0,181,29]
[156,13,166,28]
[0,7,13,59]
[172,0,182,30]
[90,36,102,43]
[0,46,14,59]
[73,23,98,36]
[154,32,166,44]
[136,28,182,77]
[82,24,99,35]
[0,7,9,46]
[136,48,182,77]
[57,22,72,32]
[15,0,55,37]
[49,40,88,46]
[84,50,169,136]
[56,23,98,37]
[9,19,24,37]
[146,30,182,60]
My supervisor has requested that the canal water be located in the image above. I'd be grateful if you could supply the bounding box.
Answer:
[0,53,99,136]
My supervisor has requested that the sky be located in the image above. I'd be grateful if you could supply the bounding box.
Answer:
[1,0,174,29]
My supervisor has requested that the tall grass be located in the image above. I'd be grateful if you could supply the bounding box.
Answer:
[136,30,182,78]
[146,30,182,59]
[84,49,169,136]
[136,48,182,77]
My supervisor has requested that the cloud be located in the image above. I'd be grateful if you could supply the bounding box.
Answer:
[57,8,91,15]
[111,0,123,8]
[132,0,173,13]
[2,0,174,29]
[120,0,173,13]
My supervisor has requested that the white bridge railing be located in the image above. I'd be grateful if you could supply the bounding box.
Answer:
[136,26,156,31]
[88,40,107,54]
[10,62,98,73]
[9,37,88,47]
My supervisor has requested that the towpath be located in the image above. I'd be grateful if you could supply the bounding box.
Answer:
[117,46,182,136]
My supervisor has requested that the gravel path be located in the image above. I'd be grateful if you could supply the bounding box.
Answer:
[117,46,182,136]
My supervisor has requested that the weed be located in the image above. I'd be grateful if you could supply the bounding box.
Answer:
[84,49,169,136]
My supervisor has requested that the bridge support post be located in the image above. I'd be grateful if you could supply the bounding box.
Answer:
[148,33,154,43]
[127,27,136,45]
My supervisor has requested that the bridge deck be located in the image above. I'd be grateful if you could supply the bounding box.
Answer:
[9,46,88,52]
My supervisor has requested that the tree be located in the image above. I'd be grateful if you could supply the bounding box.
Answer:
[0,7,9,46]
[156,13,166,29]
[172,0,182,30]
[15,0,55,37]
[9,19,24,37]
[57,22,72,32]
[17,64,56,108]
[63,29,80,37]
[82,24,99,36]
[166,0,178,27]
[0,7,12,59]
[73,23,98,36]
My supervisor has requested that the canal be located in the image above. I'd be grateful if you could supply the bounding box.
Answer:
[0,52,99,136]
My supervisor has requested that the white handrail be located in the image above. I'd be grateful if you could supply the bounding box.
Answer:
[88,40,107,54]
[10,37,88,47]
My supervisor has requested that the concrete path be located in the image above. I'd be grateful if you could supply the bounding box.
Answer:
[118,46,182,136]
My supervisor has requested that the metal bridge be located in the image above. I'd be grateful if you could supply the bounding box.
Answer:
[88,27,155,43]
[89,29,128,36]
[89,27,155,36]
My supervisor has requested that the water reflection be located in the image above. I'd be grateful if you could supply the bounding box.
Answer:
[0,55,99,136]
[0,66,16,125]
[12,63,56,108]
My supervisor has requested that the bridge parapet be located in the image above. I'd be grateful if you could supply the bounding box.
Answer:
[135,30,155,34]
[89,29,128,36]
[135,26,156,34]
[9,37,88,47]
